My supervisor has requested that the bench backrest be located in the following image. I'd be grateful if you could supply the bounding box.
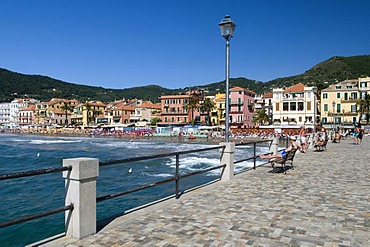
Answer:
[286,149,298,161]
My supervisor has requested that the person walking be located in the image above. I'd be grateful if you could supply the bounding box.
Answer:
[299,125,307,153]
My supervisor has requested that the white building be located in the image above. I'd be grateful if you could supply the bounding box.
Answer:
[254,93,273,124]
[272,83,318,128]
[0,98,33,128]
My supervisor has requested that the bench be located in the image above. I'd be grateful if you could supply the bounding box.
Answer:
[314,135,329,151]
[270,149,298,173]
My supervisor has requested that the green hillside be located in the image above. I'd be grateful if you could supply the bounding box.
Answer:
[0,68,178,102]
[1,55,370,102]
[261,55,370,93]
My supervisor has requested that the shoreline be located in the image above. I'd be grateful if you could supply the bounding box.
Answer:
[0,129,272,145]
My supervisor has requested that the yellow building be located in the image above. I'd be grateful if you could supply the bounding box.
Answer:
[320,77,370,128]
[35,98,79,126]
[71,101,107,126]
[210,93,225,126]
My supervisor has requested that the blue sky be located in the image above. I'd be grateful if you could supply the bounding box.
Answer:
[1,0,370,89]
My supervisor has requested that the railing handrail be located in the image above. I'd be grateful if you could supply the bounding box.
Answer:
[0,165,72,181]
[0,204,74,228]
[99,145,225,167]
[97,164,226,203]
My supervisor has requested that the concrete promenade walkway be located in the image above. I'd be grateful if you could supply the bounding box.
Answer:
[47,137,369,247]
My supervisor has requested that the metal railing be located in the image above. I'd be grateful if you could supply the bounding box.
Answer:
[0,166,74,228]
[234,139,273,172]
[97,145,226,201]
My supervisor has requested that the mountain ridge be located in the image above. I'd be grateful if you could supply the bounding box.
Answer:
[1,55,370,103]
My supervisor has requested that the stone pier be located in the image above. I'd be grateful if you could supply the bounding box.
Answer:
[41,137,370,246]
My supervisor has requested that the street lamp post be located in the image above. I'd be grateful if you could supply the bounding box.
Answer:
[332,101,336,138]
[219,15,236,142]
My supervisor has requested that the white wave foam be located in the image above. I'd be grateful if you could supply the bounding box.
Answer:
[30,140,82,144]
[166,156,220,171]
[140,172,173,178]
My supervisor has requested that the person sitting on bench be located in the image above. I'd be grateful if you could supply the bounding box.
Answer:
[332,132,342,143]
[259,136,300,160]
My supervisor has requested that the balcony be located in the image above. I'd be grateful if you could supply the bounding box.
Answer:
[341,98,357,103]
[230,122,243,127]
[329,112,358,117]
[230,101,243,106]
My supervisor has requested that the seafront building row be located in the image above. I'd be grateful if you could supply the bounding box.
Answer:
[0,77,370,132]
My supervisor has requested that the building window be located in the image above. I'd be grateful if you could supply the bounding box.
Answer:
[307,102,311,111]
[283,102,289,111]
[337,92,340,98]
[336,104,341,113]
[351,92,357,100]
[290,102,296,111]
[298,102,304,111]
[344,92,348,100]
[351,105,357,113]
[299,117,302,122]
[336,86,341,89]
[324,104,328,112]
[275,103,279,111]
[323,93,328,99]
[347,85,352,89]
[322,117,327,123]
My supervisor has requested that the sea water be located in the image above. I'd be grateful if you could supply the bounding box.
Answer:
[0,134,269,246]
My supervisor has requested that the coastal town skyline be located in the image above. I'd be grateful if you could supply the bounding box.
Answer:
[1,1,370,89]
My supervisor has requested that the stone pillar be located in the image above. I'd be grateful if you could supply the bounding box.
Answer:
[219,142,235,181]
[63,158,99,239]
[269,136,279,155]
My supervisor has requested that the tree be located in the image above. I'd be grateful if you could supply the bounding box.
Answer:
[61,102,73,126]
[150,117,161,126]
[84,102,92,125]
[356,94,370,124]
[253,108,270,126]
[200,98,215,126]
[186,97,199,126]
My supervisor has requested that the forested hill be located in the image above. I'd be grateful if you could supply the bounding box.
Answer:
[1,55,370,102]
[0,68,178,102]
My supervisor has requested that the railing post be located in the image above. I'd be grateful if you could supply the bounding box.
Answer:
[219,142,235,181]
[175,154,180,199]
[253,142,256,169]
[269,136,279,155]
[63,158,99,239]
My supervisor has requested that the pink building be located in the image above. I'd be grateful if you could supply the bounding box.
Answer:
[229,86,256,128]
[159,91,205,125]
